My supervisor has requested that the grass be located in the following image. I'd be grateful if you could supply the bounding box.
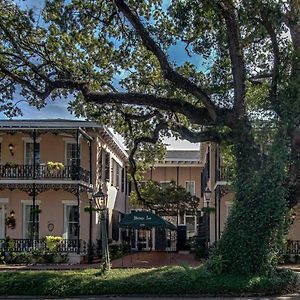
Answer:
[0,266,297,297]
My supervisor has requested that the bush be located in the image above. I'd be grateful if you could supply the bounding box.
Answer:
[44,236,63,253]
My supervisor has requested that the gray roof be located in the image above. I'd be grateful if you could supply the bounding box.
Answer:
[0,119,102,129]
[165,150,200,162]
[0,118,128,159]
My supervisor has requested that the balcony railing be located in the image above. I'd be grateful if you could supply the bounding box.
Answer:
[0,164,90,183]
[0,238,87,254]
[286,240,300,254]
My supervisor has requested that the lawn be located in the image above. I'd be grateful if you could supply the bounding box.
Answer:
[0,266,297,297]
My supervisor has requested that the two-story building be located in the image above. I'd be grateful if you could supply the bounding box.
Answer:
[0,119,128,258]
[200,141,300,256]
[131,150,204,251]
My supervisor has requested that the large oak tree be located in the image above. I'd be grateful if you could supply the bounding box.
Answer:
[1,0,300,274]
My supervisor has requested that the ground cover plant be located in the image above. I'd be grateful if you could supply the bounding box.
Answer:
[0,266,297,297]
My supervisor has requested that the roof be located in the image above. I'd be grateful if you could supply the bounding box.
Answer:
[0,118,128,159]
[0,119,102,129]
[165,150,200,162]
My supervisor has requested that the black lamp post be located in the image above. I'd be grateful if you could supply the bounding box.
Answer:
[92,188,110,271]
[204,186,211,257]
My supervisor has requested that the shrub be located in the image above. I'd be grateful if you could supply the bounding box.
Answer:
[44,236,63,253]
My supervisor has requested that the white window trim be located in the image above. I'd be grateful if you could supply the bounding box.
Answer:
[185,215,198,238]
[23,140,41,165]
[0,198,8,204]
[63,202,79,239]
[185,181,195,196]
[22,137,42,143]
[64,141,79,166]
[225,201,233,217]
[21,200,41,204]
[22,201,41,238]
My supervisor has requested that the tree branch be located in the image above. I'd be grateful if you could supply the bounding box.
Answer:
[114,0,218,121]
[83,91,221,125]
[260,9,280,114]
[218,1,246,116]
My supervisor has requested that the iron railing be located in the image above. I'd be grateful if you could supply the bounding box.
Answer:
[286,240,300,254]
[0,238,87,254]
[0,165,90,183]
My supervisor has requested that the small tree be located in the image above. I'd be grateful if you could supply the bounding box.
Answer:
[131,180,200,216]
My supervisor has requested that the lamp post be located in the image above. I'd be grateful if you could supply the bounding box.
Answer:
[92,188,110,271]
[204,186,211,257]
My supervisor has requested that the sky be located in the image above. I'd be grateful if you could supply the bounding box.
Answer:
[0,0,202,151]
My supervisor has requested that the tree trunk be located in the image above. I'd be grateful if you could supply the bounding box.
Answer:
[210,126,289,275]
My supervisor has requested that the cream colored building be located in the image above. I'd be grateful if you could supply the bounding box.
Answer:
[200,142,300,255]
[0,119,128,257]
[131,150,205,251]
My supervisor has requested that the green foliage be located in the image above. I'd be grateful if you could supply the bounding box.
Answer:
[44,236,63,253]
[212,135,290,275]
[0,267,296,296]
[130,180,200,214]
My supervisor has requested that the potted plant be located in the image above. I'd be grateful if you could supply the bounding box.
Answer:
[46,161,64,176]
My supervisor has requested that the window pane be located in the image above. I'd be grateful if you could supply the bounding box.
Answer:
[185,181,195,196]
[66,143,80,166]
[24,205,39,238]
[65,205,78,239]
[25,143,40,165]
[186,216,196,239]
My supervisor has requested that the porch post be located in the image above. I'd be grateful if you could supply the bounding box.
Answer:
[33,129,36,180]
[218,186,221,240]
[76,185,80,254]
[76,129,80,180]
[32,183,36,244]
[32,129,37,245]
[88,196,93,263]
[89,140,92,184]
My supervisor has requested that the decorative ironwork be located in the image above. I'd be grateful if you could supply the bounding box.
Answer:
[0,238,87,254]
[0,183,91,196]
[0,164,90,182]
[286,240,300,254]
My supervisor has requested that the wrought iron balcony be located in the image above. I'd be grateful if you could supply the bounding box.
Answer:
[0,238,87,254]
[0,164,90,183]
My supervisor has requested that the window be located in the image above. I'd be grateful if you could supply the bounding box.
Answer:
[186,215,197,239]
[66,143,80,166]
[160,181,170,189]
[23,204,39,238]
[25,142,40,165]
[185,181,195,196]
[64,204,79,239]
[111,158,115,186]
[121,167,125,192]
[116,164,120,188]
[0,142,2,163]
[105,152,110,181]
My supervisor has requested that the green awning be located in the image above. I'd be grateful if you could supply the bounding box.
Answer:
[119,211,177,230]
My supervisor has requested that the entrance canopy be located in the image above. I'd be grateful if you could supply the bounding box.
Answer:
[119,211,176,230]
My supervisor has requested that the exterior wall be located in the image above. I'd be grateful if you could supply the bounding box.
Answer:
[0,132,91,170]
[143,166,202,200]
[0,124,129,246]
[0,189,91,241]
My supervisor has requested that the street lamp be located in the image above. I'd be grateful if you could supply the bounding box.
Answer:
[92,188,110,271]
[204,186,211,257]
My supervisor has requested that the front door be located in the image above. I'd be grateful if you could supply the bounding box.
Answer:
[0,205,5,239]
